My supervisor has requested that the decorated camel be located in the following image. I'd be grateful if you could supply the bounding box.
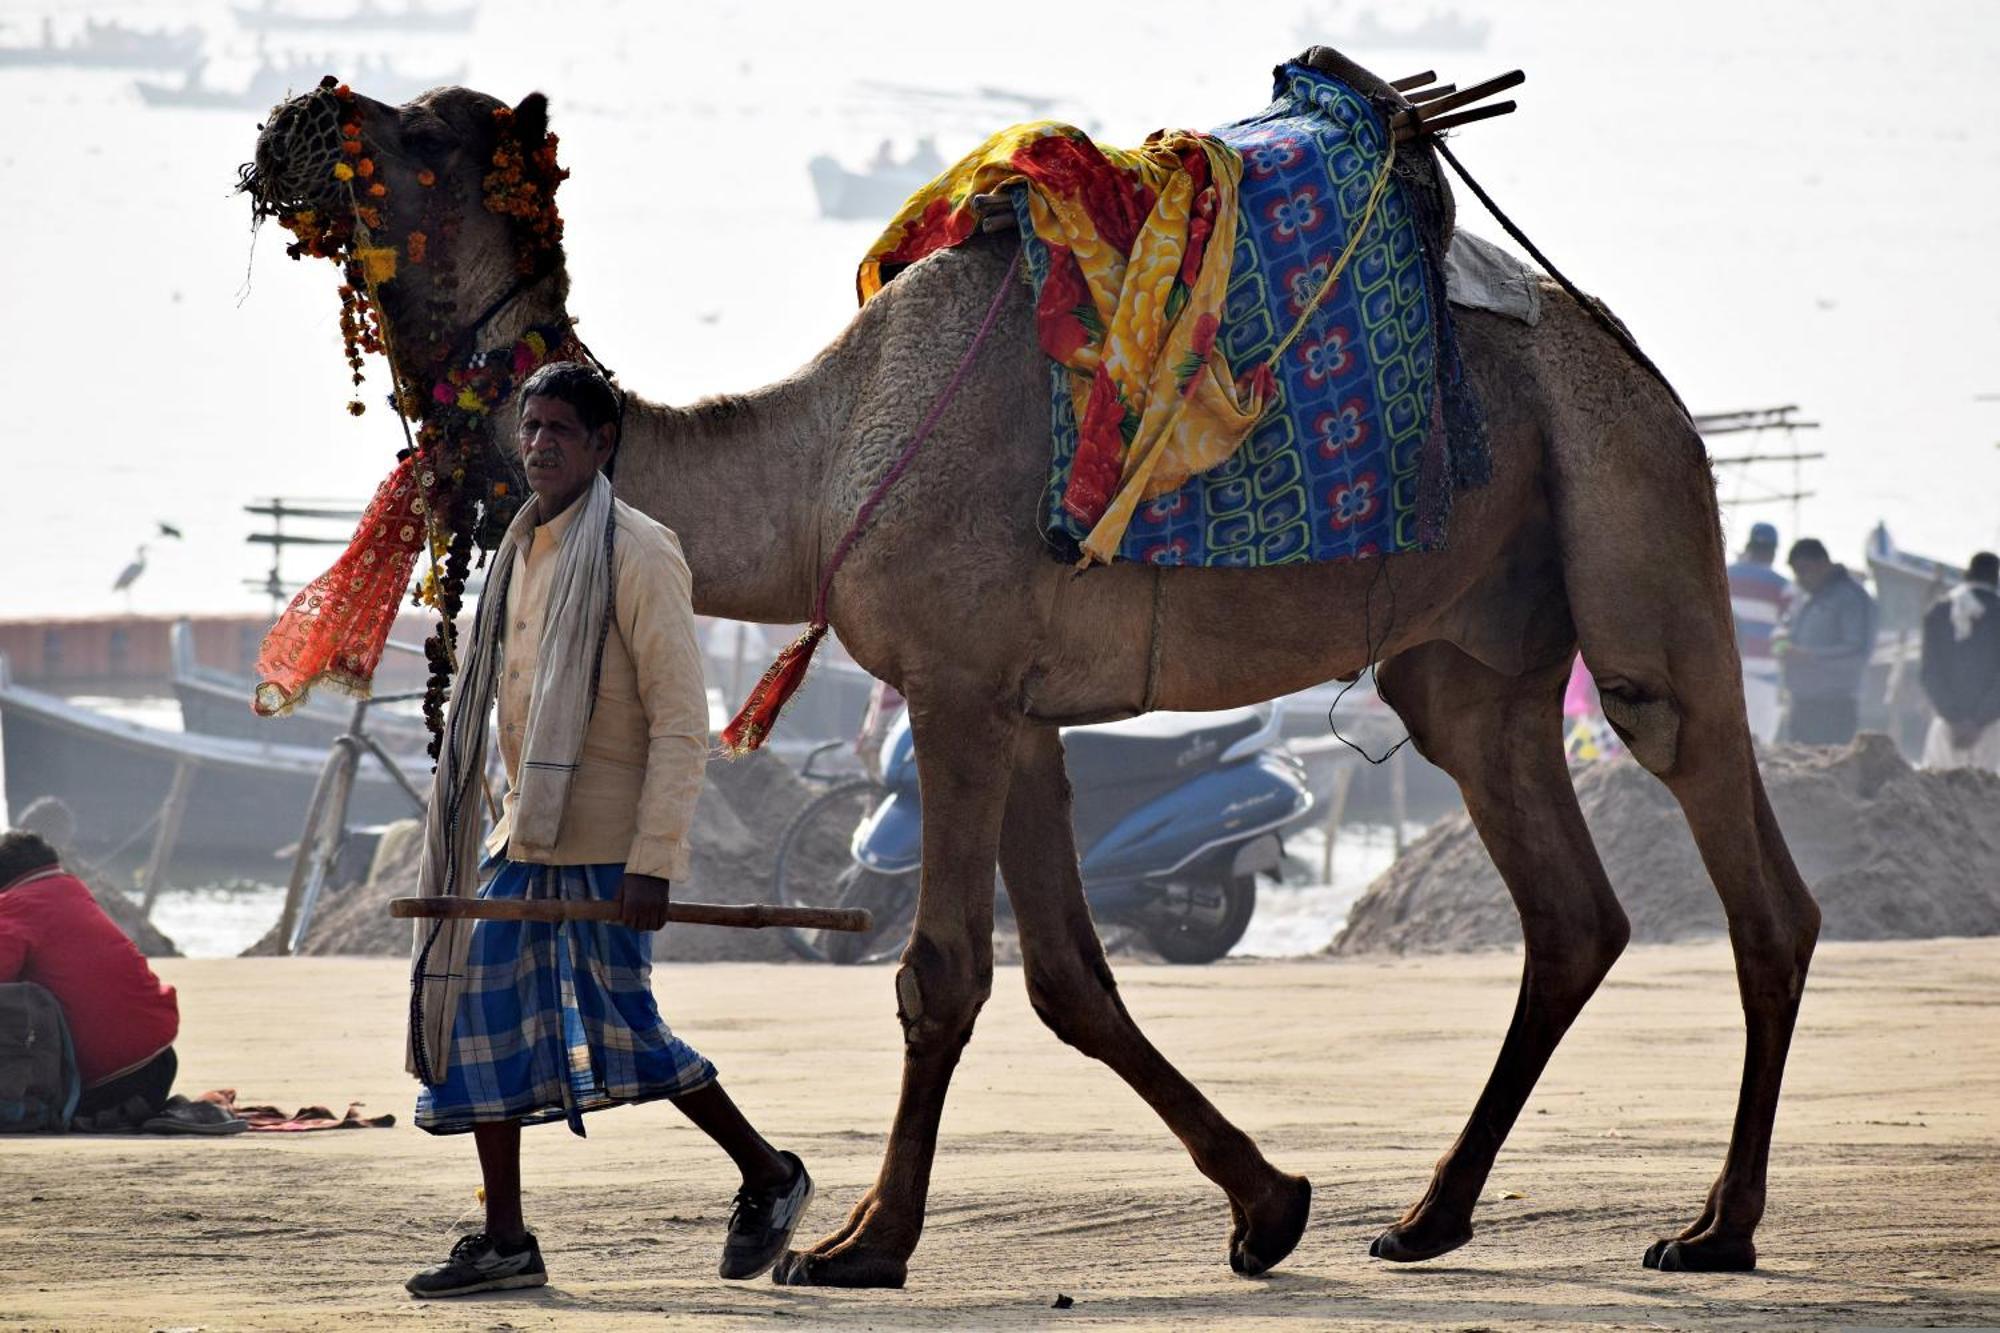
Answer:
[240,50,1820,1287]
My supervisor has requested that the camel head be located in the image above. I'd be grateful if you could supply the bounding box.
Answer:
[239,80,581,702]
[240,79,571,392]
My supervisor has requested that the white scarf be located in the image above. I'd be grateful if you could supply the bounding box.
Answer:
[407,471,617,1082]
[1948,581,1993,643]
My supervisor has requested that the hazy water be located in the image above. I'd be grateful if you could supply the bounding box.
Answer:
[3,0,1997,622]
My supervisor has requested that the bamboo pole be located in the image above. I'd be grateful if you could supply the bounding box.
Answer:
[138,759,196,918]
[1402,69,1524,124]
[389,897,874,933]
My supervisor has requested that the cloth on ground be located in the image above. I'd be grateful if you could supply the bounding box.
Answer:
[141,1092,247,1135]
[858,60,1486,569]
[195,1088,393,1131]
[413,858,716,1138]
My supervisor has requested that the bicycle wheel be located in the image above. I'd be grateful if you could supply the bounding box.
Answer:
[771,779,912,964]
[278,745,358,955]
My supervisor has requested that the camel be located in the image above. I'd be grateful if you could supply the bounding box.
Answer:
[242,55,1821,1288]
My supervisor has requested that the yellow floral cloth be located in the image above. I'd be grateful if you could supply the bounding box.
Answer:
[859,122,1271,566]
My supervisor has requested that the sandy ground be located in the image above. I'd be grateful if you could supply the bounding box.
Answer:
[4,939,1998,1331]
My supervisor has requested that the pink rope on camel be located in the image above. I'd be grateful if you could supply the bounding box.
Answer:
[722,248,1023,753]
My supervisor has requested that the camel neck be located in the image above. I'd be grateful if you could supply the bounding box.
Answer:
[616,370,846,624]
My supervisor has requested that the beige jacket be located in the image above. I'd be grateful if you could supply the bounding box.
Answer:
[482,495,708,879]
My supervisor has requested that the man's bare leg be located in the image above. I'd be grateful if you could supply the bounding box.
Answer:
[472,1120,526,1242]
[671,1082,791,1189]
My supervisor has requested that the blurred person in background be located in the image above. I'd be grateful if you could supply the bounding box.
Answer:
[0,831,180,1127]
[1775,538,1878,746]
[1727,521,1791,744]
[1919,551,2000,772]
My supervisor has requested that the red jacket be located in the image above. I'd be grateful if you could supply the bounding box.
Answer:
[0,870,179,1087]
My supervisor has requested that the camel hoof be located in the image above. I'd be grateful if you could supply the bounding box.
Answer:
[1643,1236,1756,1272]
[770,1247,909,1289]
[1229,1174,1312,1277]
[1368,1215,1472,1264]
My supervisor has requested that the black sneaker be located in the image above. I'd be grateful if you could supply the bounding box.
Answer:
[719,1152,813,1280]
[406,1231,547,1299]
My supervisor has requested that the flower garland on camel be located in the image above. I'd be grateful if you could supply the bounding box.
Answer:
[248,79,585,754]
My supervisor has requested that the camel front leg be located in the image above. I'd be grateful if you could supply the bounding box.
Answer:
[1369,643,1631,1262]
[1002,725,1311,1276]
[772,684,1019,1289]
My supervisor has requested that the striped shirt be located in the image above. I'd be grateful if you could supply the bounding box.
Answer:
[1728,558,1792,664]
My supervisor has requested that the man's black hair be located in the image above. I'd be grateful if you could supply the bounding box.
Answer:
[0,831,61,889]
[1970,552,1999,585]
[1787,538,1830,564]
[518,361,621,444]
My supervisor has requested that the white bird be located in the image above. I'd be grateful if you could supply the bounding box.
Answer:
[111,544,149,597]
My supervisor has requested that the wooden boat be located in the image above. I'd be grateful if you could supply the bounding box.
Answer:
[0,655,422,864]
[136,57,466,111]
[229,1,477,34]
[0,19,202,69]
[169,619,430,752]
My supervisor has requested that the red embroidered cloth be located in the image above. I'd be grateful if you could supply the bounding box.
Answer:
[253,455,428,717]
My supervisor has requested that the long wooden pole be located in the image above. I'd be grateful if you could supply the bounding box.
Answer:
[388,897,873,933]
[139,759,196,918]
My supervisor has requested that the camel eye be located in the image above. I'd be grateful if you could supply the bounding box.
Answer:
[403,118,459,161]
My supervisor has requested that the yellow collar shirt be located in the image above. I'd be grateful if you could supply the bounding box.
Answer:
[482,494,708,881]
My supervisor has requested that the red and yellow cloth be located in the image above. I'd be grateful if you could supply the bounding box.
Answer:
[859,123,1268,566]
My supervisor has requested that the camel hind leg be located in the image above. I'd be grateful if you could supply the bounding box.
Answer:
[1000,725,1311,1276]
[1370,637,1631,1262]
[1547,352,1821,1271]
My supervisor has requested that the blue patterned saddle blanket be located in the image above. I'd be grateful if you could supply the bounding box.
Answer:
[1034,62,1488,568]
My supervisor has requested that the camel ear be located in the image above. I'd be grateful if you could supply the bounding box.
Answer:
[512,92,549,144]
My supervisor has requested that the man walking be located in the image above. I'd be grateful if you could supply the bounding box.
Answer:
[1918,551,2000,772]
[1775,537,1878,746]
[1727,521,1791,744]
[405,363,810,1298]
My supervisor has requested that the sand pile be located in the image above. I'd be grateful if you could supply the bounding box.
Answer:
[1334,734,2000,954]
[90,879,179,958]
[249,749,818,961]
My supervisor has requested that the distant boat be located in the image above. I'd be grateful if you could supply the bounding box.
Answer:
[807,139,946,222]
[230,0,478,34]
[1297,7,1491,52]
[0,655,422,864]
[135,55,466,110]
[0,18,203,69]
[1865,522,1959,638]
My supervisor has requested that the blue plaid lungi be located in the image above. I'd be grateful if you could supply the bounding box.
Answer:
[413,858,717,1137]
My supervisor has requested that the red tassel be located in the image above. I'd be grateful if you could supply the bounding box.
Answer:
[720,622,829,756]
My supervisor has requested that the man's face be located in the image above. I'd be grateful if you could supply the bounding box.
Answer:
[1790,555,1831,591]
[517,394,613,515]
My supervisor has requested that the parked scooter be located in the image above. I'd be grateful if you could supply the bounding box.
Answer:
[772,705,1312,964]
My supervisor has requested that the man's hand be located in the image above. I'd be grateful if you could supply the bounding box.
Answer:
[616,873,672,931]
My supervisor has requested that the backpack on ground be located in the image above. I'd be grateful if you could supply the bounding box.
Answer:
[0,982,81,1132]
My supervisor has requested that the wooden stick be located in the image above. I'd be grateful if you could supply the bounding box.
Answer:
[389,897,875,933]
[1407,83,1459,104]
[1388,70,1437,92]
[1398,100,1517,140]
[1403,69,1524,125]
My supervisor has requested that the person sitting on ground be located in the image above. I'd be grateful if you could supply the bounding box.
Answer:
[0,831,181,1127]
[404,362,812,1299]
[1774,538,1878,746]
[1919,551,2000,773]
